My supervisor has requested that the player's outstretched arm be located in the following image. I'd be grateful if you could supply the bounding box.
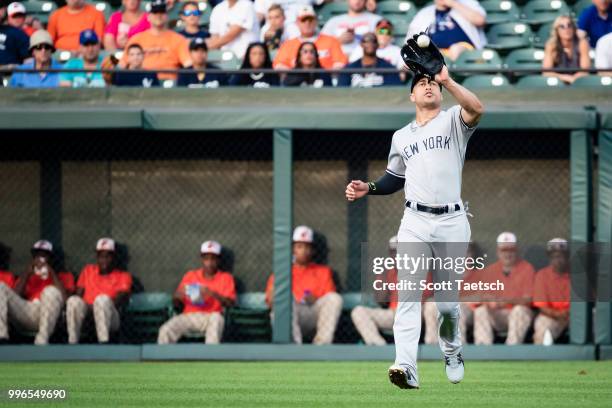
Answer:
[435,66,484,128]
[345,173,405,201]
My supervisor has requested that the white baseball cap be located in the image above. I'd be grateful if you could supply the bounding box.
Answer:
[32,239,53,253]
[389,235,398,250]
[8,2,26,16]
[201,240,222,255]
[297,5,316,19]
[547,238,568,252]
[496,231,517,246]
[293,225,313,243]
[96,238,115,252]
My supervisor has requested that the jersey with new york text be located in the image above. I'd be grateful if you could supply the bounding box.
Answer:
[386,105,476,205]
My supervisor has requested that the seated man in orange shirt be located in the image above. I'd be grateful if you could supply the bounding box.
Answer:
[158,241,236,344]
[47,0,106,51]
[533,238,571,344]
[266,225,343,344]
[66,238,132,344]
[273,6,347,70]
[122,0,192,80]
[351,235,398,345]
[0,240,73,345]
[474,232,536,345]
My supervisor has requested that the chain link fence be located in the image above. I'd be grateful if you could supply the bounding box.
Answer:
[0,124,571,345]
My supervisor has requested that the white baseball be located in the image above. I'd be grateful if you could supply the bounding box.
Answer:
[417,34,430,48]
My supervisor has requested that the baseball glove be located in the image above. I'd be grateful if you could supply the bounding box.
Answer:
[401,33,445,78]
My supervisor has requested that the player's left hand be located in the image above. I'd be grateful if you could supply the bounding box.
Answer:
[434,65,451,87]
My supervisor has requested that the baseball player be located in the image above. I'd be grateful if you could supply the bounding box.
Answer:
[66,238,132,344]
[345,63,483,388]
[158,240,236,344]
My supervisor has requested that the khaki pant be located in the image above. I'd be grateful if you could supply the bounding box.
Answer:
[0,283,63,345]
[533,313,568,344]
[66,294,119,343]
[350,306,394,345]
[423,302,474,344]
[271,292,343,344]
[473,304,533,345]
[157,312,225,344]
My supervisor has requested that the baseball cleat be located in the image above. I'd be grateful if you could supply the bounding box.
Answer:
[388,365,419,389]
[444,353,464,384]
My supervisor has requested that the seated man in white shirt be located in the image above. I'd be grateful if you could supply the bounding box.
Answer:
[207,0,260,59]
[321,0,382,56]
[595,32,612,74]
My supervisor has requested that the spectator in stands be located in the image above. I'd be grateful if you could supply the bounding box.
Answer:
[0,2,29,69]
[274,5,347,70]
[47,0,106,52]
[122,0,192,81]
[0,242,15,344]
[260,4,299,51]
[351,236,397,345]
[103,0,150,52]
[66,238,132,344]
[283,41,332,87]
[255,0,318,25]
[178,37,226,87]
[366,0,376,13]
[321,0,381,56]
[0,240,73,345]
[266,226,343,344]
[423,241,483,344]
[350,18,403,69]
[408,0,487,61]
[60,29,106,88]
[595,32,612,72]
[7,2,34,36]
[543,15,591,84]
[158,241,236,344]
[473,232,535,345]
[113,43,160,87]
[177,1,210,40]
[207,0,259,60]
[533,238,570,345]
[229,42,279,87]
[577,0,611,48]
[338,32,401,87]
[9,30,62,88]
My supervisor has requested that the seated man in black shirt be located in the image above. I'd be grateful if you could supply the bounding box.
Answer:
[113,43,160,87]
[177,37,227,88]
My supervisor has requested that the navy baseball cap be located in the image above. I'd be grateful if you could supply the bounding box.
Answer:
[79,29,99,45]
[189,37,208,51]
[410,73,442,92]
[149,0,167,13]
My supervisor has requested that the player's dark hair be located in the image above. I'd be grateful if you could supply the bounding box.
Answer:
[410,73,443,93]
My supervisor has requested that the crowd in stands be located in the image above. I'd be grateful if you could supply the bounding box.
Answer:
[1,0,610,88]
[0,226,571,346]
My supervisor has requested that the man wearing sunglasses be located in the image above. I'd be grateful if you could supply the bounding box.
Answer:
[177,1,210,40]
[349,19,403,69]
[9,29,62,87]
[0,0,30,71]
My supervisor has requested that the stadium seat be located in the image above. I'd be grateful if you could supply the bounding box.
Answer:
[23,0,56,24]
[91,1,112,20]
[384,14,410,39]
[342,292,363,311]
[122,292,174,343]
[480,0,520,25]
[54,50,73,63]
[533,22,553,48]
[376,1,416,19]
[317,1,347,25]
[486,22,534,51]
[520,0,571,25]
[198,1,212,27]
[515,74,566,88]
[504,47,546,76]
[572,0,593,16]
[461,74,512,88]
[571,75,612,88]
[225,292,271,343]
[451,49,503,77]
[207,50,240,70]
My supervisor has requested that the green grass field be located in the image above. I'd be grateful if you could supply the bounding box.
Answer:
[0,361,611,407]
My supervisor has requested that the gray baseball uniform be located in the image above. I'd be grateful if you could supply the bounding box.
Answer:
[386,104,476,382]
